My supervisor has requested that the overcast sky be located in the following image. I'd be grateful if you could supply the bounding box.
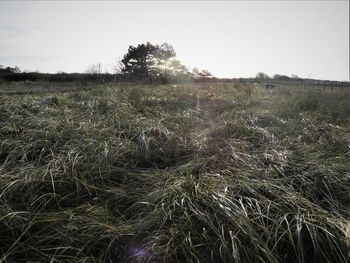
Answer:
[0,1,348,80]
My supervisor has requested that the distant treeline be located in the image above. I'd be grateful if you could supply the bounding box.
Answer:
[0,65,348,87]
[1,72,349,88]
[255,72,350,87]
[263,78,350,88]
[302,78,350,87]
[0,72,123,82]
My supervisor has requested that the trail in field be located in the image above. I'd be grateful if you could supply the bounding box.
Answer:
[193,86,224,149]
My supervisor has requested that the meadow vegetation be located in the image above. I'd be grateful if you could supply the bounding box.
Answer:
[0,81,349,262]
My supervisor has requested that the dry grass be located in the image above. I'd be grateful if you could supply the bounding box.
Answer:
[0,81,349,262]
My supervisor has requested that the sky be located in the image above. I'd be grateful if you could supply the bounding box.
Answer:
[0,1,349,81]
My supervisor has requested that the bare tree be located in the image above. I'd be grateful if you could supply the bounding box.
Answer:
[85,63,102,74]
[112,57,125,74]
[192,68,214,79]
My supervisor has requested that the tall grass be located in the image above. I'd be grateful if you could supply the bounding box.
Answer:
[0,82,349,262]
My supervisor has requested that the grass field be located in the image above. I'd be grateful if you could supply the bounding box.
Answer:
[0,81,349,262]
